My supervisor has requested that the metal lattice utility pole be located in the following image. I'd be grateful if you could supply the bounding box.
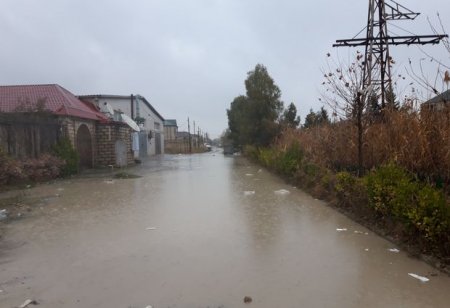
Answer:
[333,0,448,108]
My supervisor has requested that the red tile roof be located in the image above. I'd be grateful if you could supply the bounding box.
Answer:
[0,84,109,122]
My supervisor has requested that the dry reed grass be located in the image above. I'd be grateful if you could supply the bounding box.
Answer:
[277,107,450,189]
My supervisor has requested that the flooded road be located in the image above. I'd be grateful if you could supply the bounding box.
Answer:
[1,151,450,307]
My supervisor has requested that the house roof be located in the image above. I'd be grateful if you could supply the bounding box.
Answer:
[424,89,450,105]
[79,94,165,122]
[164,119,177,127]
[0,84,109,121]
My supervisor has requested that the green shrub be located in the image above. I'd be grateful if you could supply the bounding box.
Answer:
[366,163,450,244]
[334,171,368,208]
[275,142,303,176]
[52,138,79,176]
[365,164,418,219]
[335,172,356,196]
[258,148,276,168]
[243,145,259,160]
[408,185,449,243]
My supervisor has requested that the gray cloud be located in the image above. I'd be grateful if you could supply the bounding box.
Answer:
[1,0,448,137]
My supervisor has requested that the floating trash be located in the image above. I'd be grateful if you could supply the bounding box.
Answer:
[245,173,254,176]
[244,191,255,196]
[257,169,263,173]
[364,248,369,252]
[19,299,39,308]
[0,209,7,221]
[354,230,364,234]
[274,189,290,195]
[388,248,400,253]
[408,273,429,282]
[105,180,115,184]
[146,227,157,230]
[243,296,252,303]
[336,228,347,232]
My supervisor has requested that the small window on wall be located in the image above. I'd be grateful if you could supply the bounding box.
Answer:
[154,122,160,130]
[114,111,122,122]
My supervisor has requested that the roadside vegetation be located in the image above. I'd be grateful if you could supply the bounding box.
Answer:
[226,63,450,266]
[0,138,79,190]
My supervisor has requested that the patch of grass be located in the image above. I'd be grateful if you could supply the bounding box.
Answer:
[113,172,141,179]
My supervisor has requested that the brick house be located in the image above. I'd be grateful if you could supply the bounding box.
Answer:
[0,84,134,168]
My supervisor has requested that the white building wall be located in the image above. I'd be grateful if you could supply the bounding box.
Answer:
[82,95,164,156]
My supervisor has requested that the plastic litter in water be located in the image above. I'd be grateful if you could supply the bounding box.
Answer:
[408,273,429,282]
[354,231,364,234]
[388,248,400,253]
[105,180,115,184]
[19,299,39,308]
[365,248,369,252]
[146,227,157,230]
[244,191,256,196]
[245,173,254,176]
[336,228,347,232]
[257,169,263,173]
[0,209,7,220]
[274,189,290,195]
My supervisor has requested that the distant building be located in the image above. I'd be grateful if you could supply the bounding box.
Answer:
[421,89,450,112]
[164,119,178,141]
[80,94,165,156]
[0,84,134,168]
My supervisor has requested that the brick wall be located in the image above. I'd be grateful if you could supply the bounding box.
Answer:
[96,123,134,167]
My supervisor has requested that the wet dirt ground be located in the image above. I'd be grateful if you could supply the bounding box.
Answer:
[1,151,450,307]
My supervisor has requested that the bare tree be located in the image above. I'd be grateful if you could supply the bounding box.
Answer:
[406,14,450,96]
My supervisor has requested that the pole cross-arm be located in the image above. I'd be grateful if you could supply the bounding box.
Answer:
[384,0,420,20]
[333,34,448,47]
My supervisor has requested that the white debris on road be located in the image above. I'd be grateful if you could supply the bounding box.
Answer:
[408,273,430,282]
[274,189,290,195]
[19,299,38,308]
[336,228,348,232]
[388,248,400,253]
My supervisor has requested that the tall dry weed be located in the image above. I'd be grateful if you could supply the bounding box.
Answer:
[277,107,450,187]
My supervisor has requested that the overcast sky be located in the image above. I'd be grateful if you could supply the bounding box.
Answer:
[1,0,449,137]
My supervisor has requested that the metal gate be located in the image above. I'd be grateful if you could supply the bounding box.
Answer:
[76,124,93,168]
[155,132,161,155]
[115,140,127,167]
[139,131,148,158]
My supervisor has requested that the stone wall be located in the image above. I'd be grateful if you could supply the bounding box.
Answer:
[61,117,97,167]
[96,123,134,167]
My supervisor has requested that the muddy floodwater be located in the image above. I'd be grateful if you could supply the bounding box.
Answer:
[1,151,450,308]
